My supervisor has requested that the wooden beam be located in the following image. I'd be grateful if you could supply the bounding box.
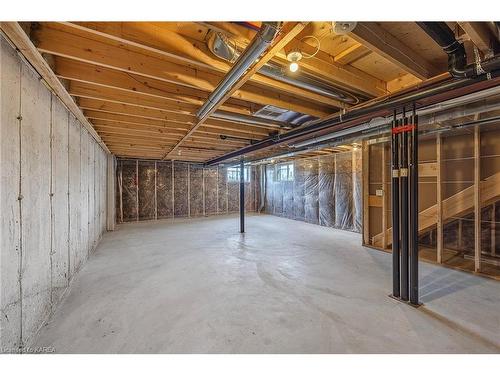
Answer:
[78,97,199,123]
[334,43,370,65]
[78,97,280,131]
[458,22,494,55]
[60,21,350,108]
[373,170,500,248]
[474,125,481,272]
[54,57,328,117]
[350,22,439,80]
[387,73,422,94]
[202,21,386,97]
[436,134,443,264]
[0,22,110,153]
[362,140,370,245]
[419,162,438,177]
[163,22,308,159]
[69,81,201,114]
[33,24,332,117]
[83,110,271,137]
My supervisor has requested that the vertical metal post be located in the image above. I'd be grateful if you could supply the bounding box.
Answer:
[240,159,245,233]
[391,110,400,298]
[436,134,443,263]
[409,103,419,305]
[474,126,481,272]
[400,108,409,301]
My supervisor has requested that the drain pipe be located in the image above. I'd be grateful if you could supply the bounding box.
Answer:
[417,22,500,78]
[196,22,282,120]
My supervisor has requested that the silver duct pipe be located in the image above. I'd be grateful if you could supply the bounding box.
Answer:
[212,110,292,129]
[207,30,360,105]
[291,116,387,148]
[258,64,359,104]
[197,22,282,120]
[290,84,500,148]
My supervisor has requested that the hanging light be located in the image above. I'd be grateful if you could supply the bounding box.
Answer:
[286,50,303,72]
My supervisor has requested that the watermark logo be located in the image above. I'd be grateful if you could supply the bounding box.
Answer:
[1,346,55,354]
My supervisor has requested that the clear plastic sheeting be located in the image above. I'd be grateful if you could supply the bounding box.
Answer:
[262,150,362,233]
[352,148,362,232]
[116,159,258,222]
[335,152,354,230]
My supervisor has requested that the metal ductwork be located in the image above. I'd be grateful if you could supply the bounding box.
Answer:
[207,29,360,105]
[196,22,282,120]
[212,110,292,130]
[259,63,359,104]
[417,22,500,78]
[205,70,500,166]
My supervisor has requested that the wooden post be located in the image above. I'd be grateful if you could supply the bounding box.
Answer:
[458,219,463,249]
[492,204,496,257]
[362,140,370,245]
[382,144,388,249]
[136,159,139,222]
[171,160,175,220]
[436,134,443,263]
[474,126,481,272]
[154,161,158,220]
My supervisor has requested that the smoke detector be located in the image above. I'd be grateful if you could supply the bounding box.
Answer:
[332,22,357,35]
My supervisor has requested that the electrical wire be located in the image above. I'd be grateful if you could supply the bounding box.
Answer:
[299,35,321,59]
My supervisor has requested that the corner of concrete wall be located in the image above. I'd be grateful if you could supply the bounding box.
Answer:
[0,35,108,352]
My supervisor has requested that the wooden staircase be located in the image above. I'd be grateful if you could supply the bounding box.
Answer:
[372,171,500,247]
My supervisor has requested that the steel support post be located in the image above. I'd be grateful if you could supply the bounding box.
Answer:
[391,110,401,298]
[240,159,245,233]
[409,104,420,305]
[400,109,409,301]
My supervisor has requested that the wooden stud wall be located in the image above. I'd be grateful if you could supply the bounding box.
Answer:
[363,127,500,279]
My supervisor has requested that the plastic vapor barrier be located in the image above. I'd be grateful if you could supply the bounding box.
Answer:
[116,160,258,222]
[263,150,362,233]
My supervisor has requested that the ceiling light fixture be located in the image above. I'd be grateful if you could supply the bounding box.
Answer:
[286,50,302,73]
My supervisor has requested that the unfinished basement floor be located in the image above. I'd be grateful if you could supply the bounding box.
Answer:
[34,214,500,353]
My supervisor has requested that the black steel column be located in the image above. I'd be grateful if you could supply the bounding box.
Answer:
[409,103,419,305]
[240,159,245,233]
[391,110,401,298]
[400,108,409,301]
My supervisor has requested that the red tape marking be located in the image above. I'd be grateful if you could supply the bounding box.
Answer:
[392,124,415,134]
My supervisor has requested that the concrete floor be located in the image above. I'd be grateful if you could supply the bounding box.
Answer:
[35,214,500,353]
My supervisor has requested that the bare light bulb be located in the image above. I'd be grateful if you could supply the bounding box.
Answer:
[289,61,299,72]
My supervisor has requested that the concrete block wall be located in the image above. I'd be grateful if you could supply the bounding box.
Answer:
[1,36,108,352]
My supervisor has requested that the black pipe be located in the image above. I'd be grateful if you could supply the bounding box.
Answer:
[409,103,419,305]
[240,159,245,233]
[417,22,500,78]
[400,108,409,301]
[391,110,401,298]
[205,71,500,166]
